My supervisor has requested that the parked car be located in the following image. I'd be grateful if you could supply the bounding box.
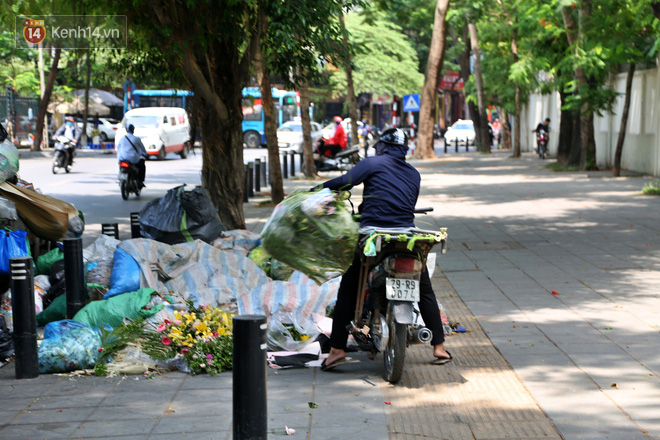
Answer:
[444,119,475,146]
[115,107,191,160]
[321,118,364,145]
[277,120,323,154]
[76,117,119,142]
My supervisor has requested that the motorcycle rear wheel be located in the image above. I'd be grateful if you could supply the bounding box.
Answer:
[382,303,407,384]
[120,181,129,200]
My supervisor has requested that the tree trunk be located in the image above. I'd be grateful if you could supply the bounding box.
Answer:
[339,14,359,148]
[557,89,581,166]
[417,0,451,159]
[254,43,284,204]
[500,108,512,150]
[613,63,636,177]
[37,43,48,150]
[299,81,316,178]
[468,22,491,154]
[33,47,61,153]
[511,23,521,158]
[82,51,92,146]
[562,3,597,170]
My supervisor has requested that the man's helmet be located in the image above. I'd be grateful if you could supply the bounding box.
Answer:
[333,116,343,123]
[380,128,408,147]
[65,117,75,122]
[127,124,135,134]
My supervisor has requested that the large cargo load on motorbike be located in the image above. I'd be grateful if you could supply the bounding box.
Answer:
[261,188,358,284]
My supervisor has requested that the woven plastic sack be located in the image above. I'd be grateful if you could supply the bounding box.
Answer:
[38,320,101,373]
[73,287,162,328]
[261,189,358,284]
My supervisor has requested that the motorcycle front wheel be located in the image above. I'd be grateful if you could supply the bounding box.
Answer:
[382,302,407,384]
[52,152,64,174]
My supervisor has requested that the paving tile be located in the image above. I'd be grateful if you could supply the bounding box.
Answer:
[10,407,95,424]
[0,421,78,439]
[72,418,159,438]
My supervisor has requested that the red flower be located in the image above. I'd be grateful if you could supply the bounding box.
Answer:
[212,331,219,337]
[162,337,172,346]
[98,347,103,352]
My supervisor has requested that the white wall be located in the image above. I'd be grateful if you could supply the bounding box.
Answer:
[522,67,660,176]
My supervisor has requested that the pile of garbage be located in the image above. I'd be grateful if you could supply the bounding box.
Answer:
[0,183,353,375]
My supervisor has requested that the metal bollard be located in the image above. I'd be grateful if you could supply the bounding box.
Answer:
[10,257,38,379]
[233,315,267,440]
[63,238,85,319]
[299,151,304,171]
[444,138,448,154]
[101,223,119,239]
[261,156,267,187]
[254,159,261,192]
[455,137,459,152]
[290,151,295,177]
[247,162,254,198]
[130,212,141,239]
[282,153,288,179]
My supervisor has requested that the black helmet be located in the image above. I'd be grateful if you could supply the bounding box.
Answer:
[380,128,408,147]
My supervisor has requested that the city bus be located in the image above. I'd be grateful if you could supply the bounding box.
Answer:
[123,87,299,148]
[242,87,298,148]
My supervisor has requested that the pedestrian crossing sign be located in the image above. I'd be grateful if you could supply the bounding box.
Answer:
[403,94,420,112]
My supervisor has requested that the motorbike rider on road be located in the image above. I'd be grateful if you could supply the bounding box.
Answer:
[315,128,452,370]
[532,118,550,152]
[52,117,80,164]
[317,116,347,158]
[116,124,148,187]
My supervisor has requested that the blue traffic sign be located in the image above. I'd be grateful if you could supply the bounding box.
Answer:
[403,93,420,112]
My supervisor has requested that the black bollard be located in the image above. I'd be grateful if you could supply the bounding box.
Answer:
[63,238,85,319]
[10,257,38,379]
[455,137,459,152]
[282,153,288,179]
[444,138,448,154]
[101,223,119,239]
[254,159,261,192]
[244,165,249,202]
[290,152,295,177]
[262,156,268,187]
[299,151,304,171]
[247,162,254,198]
[233,315,267,440]
[130,212,141,239]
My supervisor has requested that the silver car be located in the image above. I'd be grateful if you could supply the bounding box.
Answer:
[277,120,323,154]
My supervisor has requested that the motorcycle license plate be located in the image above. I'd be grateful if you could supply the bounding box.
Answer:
[385,278,420,302]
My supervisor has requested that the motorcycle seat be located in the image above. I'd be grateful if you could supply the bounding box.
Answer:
[335,146,360,158]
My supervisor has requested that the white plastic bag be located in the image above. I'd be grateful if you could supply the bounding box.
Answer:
[267,311,320,352]
[83,235,120,286]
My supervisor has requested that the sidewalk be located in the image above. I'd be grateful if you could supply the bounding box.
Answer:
[2,149,659,439]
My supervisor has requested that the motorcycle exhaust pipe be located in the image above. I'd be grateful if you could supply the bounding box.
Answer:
[409,327,433,345]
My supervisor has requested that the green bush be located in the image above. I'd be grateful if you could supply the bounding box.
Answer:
[641,180,660,196]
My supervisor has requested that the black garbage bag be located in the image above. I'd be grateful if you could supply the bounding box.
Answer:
[139,185,226,245]
[43,259,66,309]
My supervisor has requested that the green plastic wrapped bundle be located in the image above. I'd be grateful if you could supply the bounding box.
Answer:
[261,189,358,284]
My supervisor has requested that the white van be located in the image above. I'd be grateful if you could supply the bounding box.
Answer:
[116,107,191,160]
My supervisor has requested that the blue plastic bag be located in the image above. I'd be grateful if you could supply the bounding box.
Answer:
[104,247,141,299]
[0,229,29,275]
[38,320,102,373]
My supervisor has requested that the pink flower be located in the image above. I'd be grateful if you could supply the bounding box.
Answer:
[206,353,213,360]
[173,320,181,326]
[199,303,207,310]
[181,348,190,354]
[163,319,172,325]
[162,337,172,346]
[207,359,213,365]
[157,324,167,332]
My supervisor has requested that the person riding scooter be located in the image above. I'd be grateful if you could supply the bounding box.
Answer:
[116,124,148,188]
[52,117,80,166]
[314,128,452,371]
[317,116,347,158]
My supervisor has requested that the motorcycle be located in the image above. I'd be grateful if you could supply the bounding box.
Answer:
[118,161,142,200]
[52,136,76,174]
[314,138,361,172]
[536,129,548,159]
[349,208,447,383]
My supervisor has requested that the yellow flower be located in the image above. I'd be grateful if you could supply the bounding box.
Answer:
[174,310,183,322]
[300,335,310,341]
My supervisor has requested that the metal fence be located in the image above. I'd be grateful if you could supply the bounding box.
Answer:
[1,88,40,146]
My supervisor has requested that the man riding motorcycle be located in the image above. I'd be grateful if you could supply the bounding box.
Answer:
[315,128,452,370]
[116,124,148,187]
[317,116,347,158]
[52,117,80,165]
